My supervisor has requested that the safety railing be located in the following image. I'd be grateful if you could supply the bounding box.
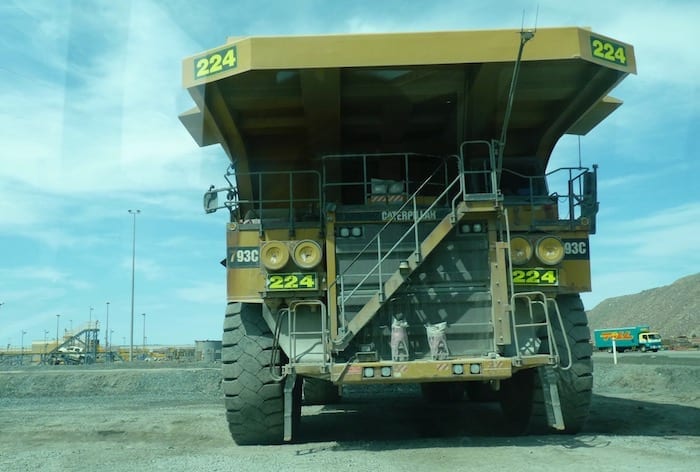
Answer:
[204,167,323,234]
[509,291,558,366]
[322,152,457,206]
[458,140,500,201]
[328,161,463,329]
[501,165,598,231]
[323,149,504,332]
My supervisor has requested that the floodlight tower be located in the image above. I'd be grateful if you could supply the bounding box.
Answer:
[141,312,146,357]
[105,301,110,360]
[128,209,141,362]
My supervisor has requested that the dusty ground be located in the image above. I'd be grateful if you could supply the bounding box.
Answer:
[1,352,698,472]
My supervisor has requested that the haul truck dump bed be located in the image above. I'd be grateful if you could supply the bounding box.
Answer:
[181,27,635,444]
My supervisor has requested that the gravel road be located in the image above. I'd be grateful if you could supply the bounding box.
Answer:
[1,352,698,472]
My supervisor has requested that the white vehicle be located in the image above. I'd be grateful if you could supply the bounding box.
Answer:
[58,346,83,354]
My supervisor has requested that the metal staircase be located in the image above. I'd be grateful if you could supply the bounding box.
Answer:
[326,152,563,371]
[44,322,100,365]
[330,154,499,351]
[286,299,330,370]
[333,200,469,350]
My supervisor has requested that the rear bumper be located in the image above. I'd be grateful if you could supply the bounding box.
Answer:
[293,354,554,385]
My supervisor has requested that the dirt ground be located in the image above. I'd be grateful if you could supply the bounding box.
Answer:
[1,351,698,472]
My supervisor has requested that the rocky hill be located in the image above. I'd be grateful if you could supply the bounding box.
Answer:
[587,273,700,338]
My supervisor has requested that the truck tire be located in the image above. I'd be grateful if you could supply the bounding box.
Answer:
[554,294,594,433]
[465,381,500,402]
[499,368,536,433]
[302,377,341,405]
[500,293,593,434]
[421,382,465,403]
[222,302,301,445]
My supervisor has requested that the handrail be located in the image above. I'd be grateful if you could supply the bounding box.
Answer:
[322,152,453,206]
[210,169,323,231]
[328,159,454,283]
[510,291,557,366]
[459,139,499,198]
[330,164,464,311]
[502,165,596,229]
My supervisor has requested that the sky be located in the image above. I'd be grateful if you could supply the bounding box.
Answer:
[1,0,698,348]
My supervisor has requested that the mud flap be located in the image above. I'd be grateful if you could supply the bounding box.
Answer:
[283,371,297,441]
[540,368,565,430]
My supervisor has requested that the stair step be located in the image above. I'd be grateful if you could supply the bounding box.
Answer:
[334,202,472,351]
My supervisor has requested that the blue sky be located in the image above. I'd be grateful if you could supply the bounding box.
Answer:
[1,0,698,348]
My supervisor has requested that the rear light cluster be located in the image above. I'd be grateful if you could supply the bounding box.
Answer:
[337,226,363,238]
[509,236,564,266]
[458,222,486,234]
[260,240,322,271]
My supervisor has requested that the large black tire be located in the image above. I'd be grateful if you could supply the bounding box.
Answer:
[221,302,301,445]
[465,381,500,402]
[500,294,593,434]
[550,294,594,433]
[302,377,341,405]
[499,368,536,434]
[421,382,466,403]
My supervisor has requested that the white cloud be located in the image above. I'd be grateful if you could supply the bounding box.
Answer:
[602,202,700,252]
[175,281,224,304]
[3,266,68,283]
[627,206,700,257]
[582,268,665,310]
[1,0,697,346]
[598,172,653,191]
[584,201,700,308]
[0,0,215,203]
[596,161,692,192]
[119,255,164,281]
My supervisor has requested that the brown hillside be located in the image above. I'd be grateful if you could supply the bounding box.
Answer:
[587,273,700,338]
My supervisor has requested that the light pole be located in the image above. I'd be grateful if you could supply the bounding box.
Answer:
[128,208,141,362]
[105,302,110,359]
[141,313,146,358]
[55,314,60,348]
[89,306,93,327]
[20,330,26,365]
[44,330,48,354]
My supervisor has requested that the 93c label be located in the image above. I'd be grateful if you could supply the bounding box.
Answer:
[227,247,259,268]
[563,239,589,260]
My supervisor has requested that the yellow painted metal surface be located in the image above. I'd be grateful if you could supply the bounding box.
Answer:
[559,260,593,292]
[225,225,265,301]
[183,28,635,86]
[491,241,511,346]
[226,224,326,301]
[326,356,535,384]
[182,27,635,382]
[181,27,636,206]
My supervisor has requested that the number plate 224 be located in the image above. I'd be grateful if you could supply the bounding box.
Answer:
[267,273,317,291]
[512,269,558,286]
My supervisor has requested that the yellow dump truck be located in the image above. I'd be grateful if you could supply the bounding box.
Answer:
[180,27,636,444]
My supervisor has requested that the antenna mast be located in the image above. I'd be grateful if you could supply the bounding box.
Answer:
[496,9,538,182]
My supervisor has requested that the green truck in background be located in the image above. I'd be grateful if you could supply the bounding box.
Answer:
[594,326,662,352]
[180,27,636,444]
